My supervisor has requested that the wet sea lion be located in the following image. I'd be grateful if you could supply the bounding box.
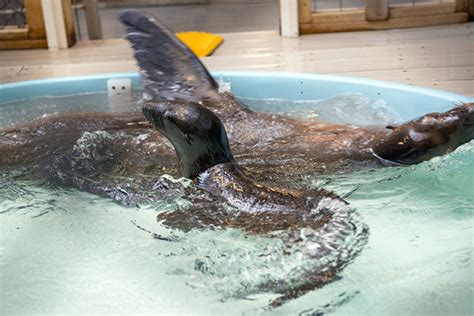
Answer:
[118,10,474,177]
[0,10,471,306]
[1,10,473,200]
[141,95,368,306]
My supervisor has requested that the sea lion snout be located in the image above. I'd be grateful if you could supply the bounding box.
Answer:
[143,99,221,138]
[415,103,474,135]
[142,99,234,179]
[374,103,474,163]
[142,101,167,128]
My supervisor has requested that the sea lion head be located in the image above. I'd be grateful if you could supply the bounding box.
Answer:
[404,103,473,148]
[143,99,234,179]
[379,103,474,163]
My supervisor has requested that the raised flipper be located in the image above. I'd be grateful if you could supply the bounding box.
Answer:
[373,103,474,164]
[119,10,219,102]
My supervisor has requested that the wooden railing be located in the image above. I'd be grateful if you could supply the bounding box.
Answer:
[0,0,75,49]
[298,0,472,34]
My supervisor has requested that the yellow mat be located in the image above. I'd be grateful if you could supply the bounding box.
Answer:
[176,32,224,57]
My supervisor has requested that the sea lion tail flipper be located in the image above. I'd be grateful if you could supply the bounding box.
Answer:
[119,10,219,102]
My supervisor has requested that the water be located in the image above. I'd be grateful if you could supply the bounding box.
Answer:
[1,93,473,315]
[0,91,402,128]
[240,93,404,125]
[0,91,143,128]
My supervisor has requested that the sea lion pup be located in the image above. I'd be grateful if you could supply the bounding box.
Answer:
[120,10,474,176]
[141,97,368,306]
[1,12,472,198]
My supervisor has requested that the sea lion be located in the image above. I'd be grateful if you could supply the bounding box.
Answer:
[1,10,473,200]
[141,96,368,306]
[118,10,474,176]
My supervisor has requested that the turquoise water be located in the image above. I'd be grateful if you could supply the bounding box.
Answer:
[239,93,404,125]
[0,91,143,128]
[0,94,473,315]
[0,91,402,128]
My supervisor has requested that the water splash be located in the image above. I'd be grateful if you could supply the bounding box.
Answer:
[0,91,143,128]
[217,75,232,94]
[239,93,403,125]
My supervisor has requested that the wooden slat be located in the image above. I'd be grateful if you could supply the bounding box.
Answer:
[24,0,46,39]
[455,0,468,12]
[0,39,47,50]
[217,26,472,53]
[100,0,208,6]
[0,0,74,50]
[310,10,365,24]
[62,0,76,47]
[205,52,473,77]
[0,66,23,83]
[390,3,456,18]
[301,12,468,34]
[366,0,389,21]
[0,28,28,40]
[412,80,474,96]
[469,0,474,19]
[3,61,138,82]
[308,3,457,25]
[84,0,103,40]
[298,0,312,24]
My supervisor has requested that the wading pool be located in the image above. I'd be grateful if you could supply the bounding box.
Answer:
[1,72,473,315]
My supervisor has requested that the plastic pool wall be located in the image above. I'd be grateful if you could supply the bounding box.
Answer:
[1,72,473,119]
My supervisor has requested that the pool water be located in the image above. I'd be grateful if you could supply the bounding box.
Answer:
[0,92,473,315]
[240,94,404,125]
[0,91,143,128]
[0,91,402,128]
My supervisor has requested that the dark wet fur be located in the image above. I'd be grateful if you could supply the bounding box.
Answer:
[373,104,474,163]
[2,11,473,192]
[142,95,368,306]
[0,9,473,307]
[119,10,219,102]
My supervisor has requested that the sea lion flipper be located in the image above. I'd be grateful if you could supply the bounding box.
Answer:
[119,10,219,102]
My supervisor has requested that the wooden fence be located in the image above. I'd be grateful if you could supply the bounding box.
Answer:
[0,0,75,49]
[298,0,472,34]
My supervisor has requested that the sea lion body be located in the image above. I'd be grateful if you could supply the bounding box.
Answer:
[140,90,368,306]
[2,92,471,176]
[1,11,473,200]
[0,112,148,167]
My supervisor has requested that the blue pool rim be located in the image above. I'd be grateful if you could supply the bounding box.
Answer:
[1,71,473,121]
